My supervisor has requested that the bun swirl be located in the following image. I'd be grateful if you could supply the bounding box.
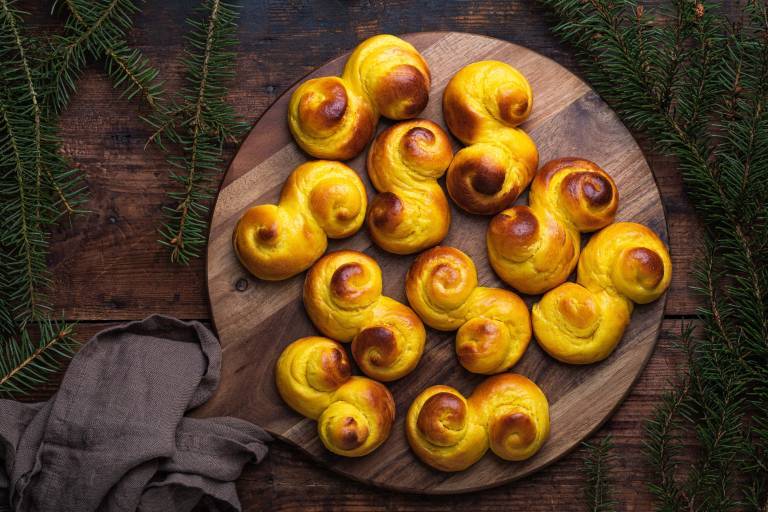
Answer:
[442,61,538,215]
[367,119,453,254]
[276,336,395,457]
[406,246,530,374]
[234,161,367,281]
[288,34,431,160]
[533,222,672,364]
[487,158,619,294]
[406,374,549,471]
[304,250,426,381]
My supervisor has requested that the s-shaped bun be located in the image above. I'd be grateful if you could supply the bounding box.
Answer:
[487,158,618,294]
[406,246,530,375]
[533,222,672,364]
[304,250,426,381]
[275,336,395,457]
[289,34,431,160]
[367,119,453,254]
[442,60,538,215]
[406,373,549,471]
[233,161,366,281]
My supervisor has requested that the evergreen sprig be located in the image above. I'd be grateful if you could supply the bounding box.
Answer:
[0,321,76,397]
[539,0,768,509]
[0,0,86,323]
[146,0,246,264]
[0,0,82,397]
[58,0,164,109]
[48,0,145,113]
[582,435,617,512]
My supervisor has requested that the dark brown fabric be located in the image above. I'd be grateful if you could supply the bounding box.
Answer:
[0,315,270,512]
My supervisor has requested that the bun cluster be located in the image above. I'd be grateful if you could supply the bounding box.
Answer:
[244,37,674,470]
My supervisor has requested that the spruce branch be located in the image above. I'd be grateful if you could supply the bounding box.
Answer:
[147,0,246,264]
[0,100,49,324]
[2,0,43,212]
[104,42,162,108]
[644,374,690,511]
[60,0,164,109]
[48,0,146,112]
[0,0,84,397]
[582,435,617,512]
[0,321,77,398]
[11,14,80,217]
[1,0,86,323]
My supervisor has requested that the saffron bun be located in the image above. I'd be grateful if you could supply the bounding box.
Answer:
[405,246,530,375]
[366,119,453,254]
[442,60,538,215]
[406,373,549,471]
[304,250,426,381]
[233,160,366,281]
[487,157,619,295]
[532,222,672,364]
[288,34,431,160]
[275,336,395,457]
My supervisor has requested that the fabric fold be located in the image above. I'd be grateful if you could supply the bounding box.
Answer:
[0,315,269,512]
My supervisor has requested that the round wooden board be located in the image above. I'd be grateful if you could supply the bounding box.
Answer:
[198,32,669,494]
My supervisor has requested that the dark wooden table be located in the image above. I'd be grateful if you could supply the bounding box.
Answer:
[26,1,704,510]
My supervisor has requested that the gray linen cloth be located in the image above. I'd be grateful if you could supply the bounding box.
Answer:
[0,315,270,512]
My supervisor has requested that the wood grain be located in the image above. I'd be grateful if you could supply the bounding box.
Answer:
[15,0,720,507]
[199,32,669,494]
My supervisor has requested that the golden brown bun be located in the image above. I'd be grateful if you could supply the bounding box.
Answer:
[233,161,367,281]
[406,374,549,471]
[533,222,672,364]
[275,336,395,457]
[367,120,453,254]
[442,61,538,215]
[406,246,530,374]
[487,158,618,294]
[304,250,426,381]
[288,35,431,160]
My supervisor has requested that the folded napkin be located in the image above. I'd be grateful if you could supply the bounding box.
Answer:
[0,315,270,512]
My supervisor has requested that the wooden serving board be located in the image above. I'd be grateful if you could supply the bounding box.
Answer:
[199,32,668,494]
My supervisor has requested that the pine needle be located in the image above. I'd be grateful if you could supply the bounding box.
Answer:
[60,0,164,109]
[582,435,617,512]
[1,0,85,397]
[0,321,77,398]
[146,0,247,264]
